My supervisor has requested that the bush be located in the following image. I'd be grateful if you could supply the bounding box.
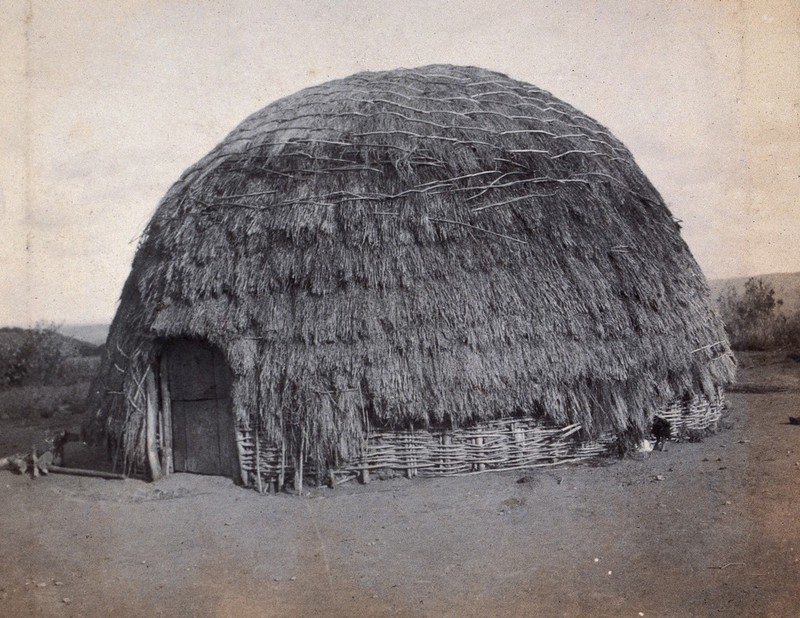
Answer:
[0,324,101,389]
[717,278,800,350]
[57,356,102,384]
[0,323,67,387]
[0,382,91,420]
[776,311,800,348]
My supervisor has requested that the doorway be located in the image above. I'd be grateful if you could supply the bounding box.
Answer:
[164,340,238,478]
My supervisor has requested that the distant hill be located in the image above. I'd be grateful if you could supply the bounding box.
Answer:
[0,326,101,358]
[709,272,800,315]
[0,326,103,389]
[58,323,110,346]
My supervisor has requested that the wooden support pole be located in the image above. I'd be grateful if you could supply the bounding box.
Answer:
[31,445,39,478]
[405,437,413,479]
[254,424,263,494]
[234,430,248,486]
[442,433,451,474]
[405,424,415,479]
[295,427,305,495]
[359,467,370,484]
[145,369,163,481]
[294,462,303,495]
[278,437,285,491]
[157,385,165,460]
[158,356,173,475]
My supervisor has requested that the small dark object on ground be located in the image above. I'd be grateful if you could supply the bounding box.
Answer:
[786,353,800,363]
[652,416,671,451]
[683,428,709,443]
[375,468,402,481]
[789,417,800,425]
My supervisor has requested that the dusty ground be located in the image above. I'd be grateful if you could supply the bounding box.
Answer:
[1,352,799,617]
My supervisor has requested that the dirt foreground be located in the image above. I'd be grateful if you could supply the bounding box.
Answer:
[1,353,799,617]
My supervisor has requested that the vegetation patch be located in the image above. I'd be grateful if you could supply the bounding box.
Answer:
[717,277,800,350]
[0,324,101,420]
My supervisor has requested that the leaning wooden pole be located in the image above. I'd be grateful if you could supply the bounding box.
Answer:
[145,369,163,481]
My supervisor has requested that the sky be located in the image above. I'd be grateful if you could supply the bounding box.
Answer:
[1,0,798,327]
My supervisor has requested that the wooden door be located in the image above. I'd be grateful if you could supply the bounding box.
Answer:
[166,340,238,478]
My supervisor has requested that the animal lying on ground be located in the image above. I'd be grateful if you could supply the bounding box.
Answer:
[652,416,672,451]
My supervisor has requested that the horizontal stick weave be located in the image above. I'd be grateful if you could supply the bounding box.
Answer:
[237,390,726,488]
[656,386,725,438]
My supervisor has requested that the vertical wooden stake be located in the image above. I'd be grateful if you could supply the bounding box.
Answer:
[295,427,305,495]
[360,467,370,484]
[278,437,285,491]
[145,369,163,481]
[234,430,248,486]
[405,433,412,479]
[31,445,39,478]
[254,424,263,494]
[442,433,451,475]
[158,356,173,475]
[294,464,303,495]
[157,394,165,453]
[405,430,414,479]
[278,403,286,492]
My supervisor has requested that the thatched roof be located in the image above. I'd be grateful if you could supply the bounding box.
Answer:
[89,65,735,470]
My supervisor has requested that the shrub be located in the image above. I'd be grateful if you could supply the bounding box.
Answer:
[0,382,91,420]
[716,278,799,350]
[57,356,102,384]
[776,310,800,348]
[0,323,66,387]
[0,324,101,389]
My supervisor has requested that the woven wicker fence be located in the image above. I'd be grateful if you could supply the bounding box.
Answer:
[656,388,726,438]
[238,389,726,490]
[341,420,611,478]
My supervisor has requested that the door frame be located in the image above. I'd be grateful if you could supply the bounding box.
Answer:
[149,339,240,482]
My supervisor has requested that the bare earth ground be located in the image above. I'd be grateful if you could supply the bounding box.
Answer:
[1,352,798,617]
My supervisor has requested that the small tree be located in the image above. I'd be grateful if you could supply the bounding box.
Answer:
[0,323,67,388]
[717,278,785,350]
[777,310,800,348]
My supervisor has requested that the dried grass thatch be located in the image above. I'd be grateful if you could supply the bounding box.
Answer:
[87,65,735,475]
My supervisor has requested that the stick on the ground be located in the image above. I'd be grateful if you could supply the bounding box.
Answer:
[48,466,126,480]
[708,562,745,570]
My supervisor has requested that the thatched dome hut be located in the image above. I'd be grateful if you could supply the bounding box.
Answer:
[89,65,735,487]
